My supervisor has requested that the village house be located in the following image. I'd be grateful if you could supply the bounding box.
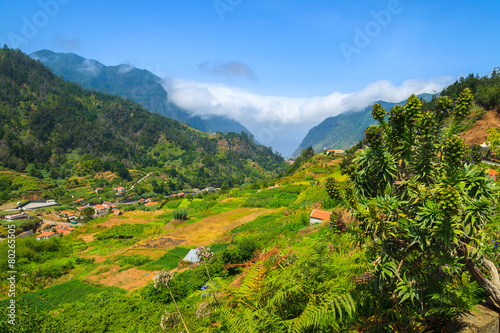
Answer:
[36,231,56,240]
[309,209,332,224]
[2,212,30,221]
[93,204,109,215]
[76,206,87,212]
[326,149,345,155]
[16,200,58,211]
[73,198,85,204]
[113,209,122,216]
[55,229,72,236]
[486,168,498,181]
[144,202,159,207]
[113,187,126,195]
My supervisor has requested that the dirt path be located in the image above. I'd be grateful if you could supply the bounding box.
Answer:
[462,109,500,145]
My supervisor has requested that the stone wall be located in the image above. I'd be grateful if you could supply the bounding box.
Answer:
[17,230,33,238]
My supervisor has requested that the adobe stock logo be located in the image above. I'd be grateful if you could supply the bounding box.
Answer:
[340,0,405,64]
[213,0,243,21]
[6,0,71,48]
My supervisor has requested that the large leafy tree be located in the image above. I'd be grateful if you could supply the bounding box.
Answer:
[339,89,500,325]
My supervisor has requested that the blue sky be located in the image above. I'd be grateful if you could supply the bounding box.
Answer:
[1,0,500,156]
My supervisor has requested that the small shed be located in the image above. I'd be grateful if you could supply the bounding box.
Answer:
[183,249,199,263]
[310,209,332,224]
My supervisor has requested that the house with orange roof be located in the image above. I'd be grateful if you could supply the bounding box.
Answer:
[310,209,332,224]
[113,209,122,216]
[76,206,87,212]
[113,186,126,195]
[486,168,498,181]
[93,204,108,215]
[36,231,56,240]
[55,228,72,236]
[144,202,159,207]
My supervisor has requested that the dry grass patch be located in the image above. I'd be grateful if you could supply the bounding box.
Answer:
[87,266,158,291]
[133,236,186,249]
[121,249,168,259]
[79,233,97,243]
[168,207,280,246]
[96,210,166,228]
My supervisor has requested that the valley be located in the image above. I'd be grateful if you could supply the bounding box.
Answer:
[2,45,500,332]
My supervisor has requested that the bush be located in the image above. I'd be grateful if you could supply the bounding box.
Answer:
[122,204,137,212]
[95,224,147,240]
[165,199,182,209]
[222,237,259,268]
[172,208,188,221]
[118,254,151,266]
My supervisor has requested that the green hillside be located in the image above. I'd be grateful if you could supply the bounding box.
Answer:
[0,46,285,200]
[30,49,252,135]
[293,94,433,156]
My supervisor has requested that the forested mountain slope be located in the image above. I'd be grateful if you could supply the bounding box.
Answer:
[292,94,432,156]
[30,49,252,135]
[0,46,284,189]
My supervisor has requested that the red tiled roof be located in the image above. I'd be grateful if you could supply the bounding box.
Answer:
[487,169,498,176]
[310,209,332,220]
[94,204,107,209]
[144,202,159,206]
[77,206,86,211]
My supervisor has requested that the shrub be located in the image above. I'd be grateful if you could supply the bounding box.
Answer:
[172,209,188,221]
[118,254,151,266]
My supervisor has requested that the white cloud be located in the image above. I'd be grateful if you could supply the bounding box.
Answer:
[117,64,133,74]
[162,76,452,126]
[77,59,101,76]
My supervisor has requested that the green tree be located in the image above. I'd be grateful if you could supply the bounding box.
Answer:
[340,89,500,326]
[81,207,94,222]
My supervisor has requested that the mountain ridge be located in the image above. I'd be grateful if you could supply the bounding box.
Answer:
[30,49,252,136]
[292,93,433,156]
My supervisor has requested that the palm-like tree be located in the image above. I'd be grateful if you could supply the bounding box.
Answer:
[345,89,500,325]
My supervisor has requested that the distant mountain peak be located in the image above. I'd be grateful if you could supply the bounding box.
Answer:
[292,94,433,156]
[30,50,252,136]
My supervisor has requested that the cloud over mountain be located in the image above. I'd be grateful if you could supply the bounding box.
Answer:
[162,76,452,126]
